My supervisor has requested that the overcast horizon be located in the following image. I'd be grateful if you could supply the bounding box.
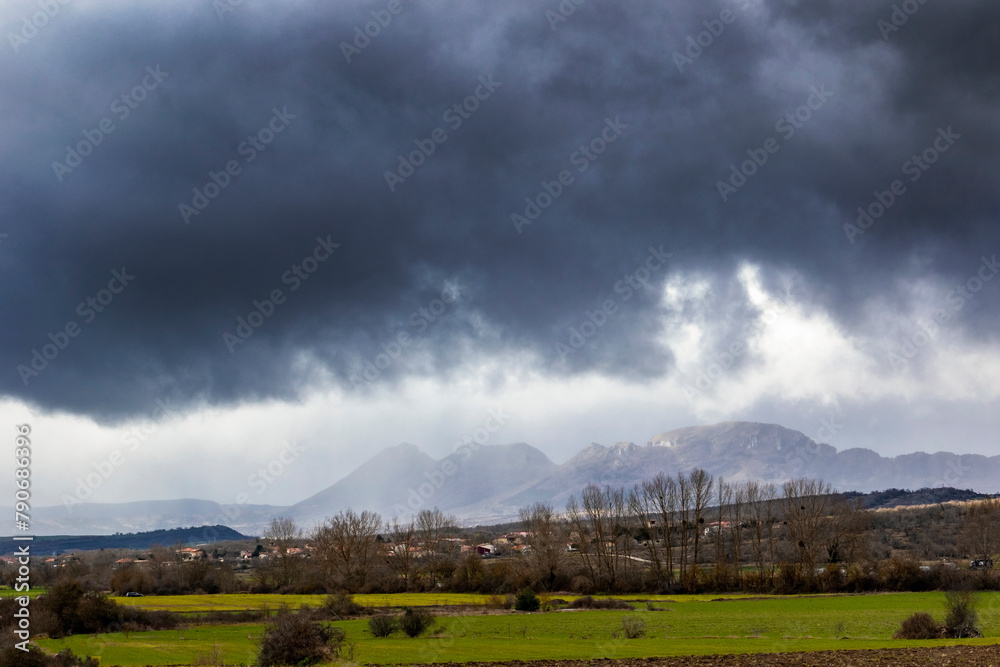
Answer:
[3,0,1000,509]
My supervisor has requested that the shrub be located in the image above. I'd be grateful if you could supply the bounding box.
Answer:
[256,611,345,666]
[944,590,982,638]
[568,595,634,610]
[514,588,541,612]
[322,592,366,619]
[893,612,942,639]
[620,615,646,639]
[0,639,97,667]
[484,594,513,610]
[368,615,398,638]
[398,608,434,638]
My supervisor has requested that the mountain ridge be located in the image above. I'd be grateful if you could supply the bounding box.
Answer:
[21,421,1000,534]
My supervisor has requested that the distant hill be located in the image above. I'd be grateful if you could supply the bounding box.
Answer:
[16,421,1000,533]
[843,487,996,509]
[0,524,252,556]
[288,441,558,527]
[1,499,284,537]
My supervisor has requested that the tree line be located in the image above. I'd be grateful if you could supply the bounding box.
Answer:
[7,474,998,596]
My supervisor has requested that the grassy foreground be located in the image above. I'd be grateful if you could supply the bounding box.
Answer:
[37,592,1000,665]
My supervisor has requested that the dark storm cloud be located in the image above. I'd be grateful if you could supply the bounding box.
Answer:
[1,0,998,419]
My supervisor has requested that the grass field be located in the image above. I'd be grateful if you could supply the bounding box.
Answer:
[112,592,772,613]
[38,592,1000,665]
[0,586,44,598]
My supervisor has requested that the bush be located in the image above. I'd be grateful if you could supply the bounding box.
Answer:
[29,580,177,638]
[893,612,942,639]
[514,588,541,612]
[620,615,646,639]
[0,639,97,667]
[484,594,513,610]
[322,592,366,619]
[368,615,398,638]
[256,611,345,666]
[568,595,634,610]
[944,590,982,638]
[398,608,434,638]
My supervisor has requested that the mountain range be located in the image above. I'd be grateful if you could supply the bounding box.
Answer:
[23,421,1000,535]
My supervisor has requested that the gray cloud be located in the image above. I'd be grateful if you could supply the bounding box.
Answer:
[2,0,999,421]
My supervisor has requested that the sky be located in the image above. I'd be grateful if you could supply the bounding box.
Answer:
[2,0,999,510]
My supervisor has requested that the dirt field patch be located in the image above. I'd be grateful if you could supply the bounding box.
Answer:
[431,644,1000,666]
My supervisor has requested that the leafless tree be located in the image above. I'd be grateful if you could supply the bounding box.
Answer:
[712,478,732,588]
[690,468,714,587]
[745,480,778,589]
[386,517,418,588]
[312,509,383,592]
[519,501,567,591]
[730,481,747,588]
[676,472,692,590]
[961,497,1000,560]
[782,478,834,574]
[634,473,678,591]
[566,484,634,592]
[264,516,302,588]
[416,507,459,587]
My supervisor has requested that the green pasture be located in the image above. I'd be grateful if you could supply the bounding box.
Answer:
[38,592,1000,665]
[113,592,768,613]
[0,586,44,598]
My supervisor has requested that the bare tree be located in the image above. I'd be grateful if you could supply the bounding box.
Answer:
[782,478,834,575]
[386,517,418,589]
[676,472,692,590]
[566,484,634,592]
[264,516,302,588]
[519,501,566,591]
[730,481,747,588]
[826,494,871,566]
[634,473,678,591]
[745,480,778,589]
[416,507,459,587]
[690,468,714,588]
[312,509,383,592]
[961,497,1000,561]
[712,478,732,588]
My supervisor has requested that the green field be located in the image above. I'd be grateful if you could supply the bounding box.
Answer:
[38,592,1000,665]
[112,592,769,613]
[0,586,44,598]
